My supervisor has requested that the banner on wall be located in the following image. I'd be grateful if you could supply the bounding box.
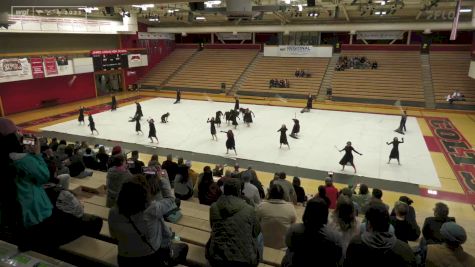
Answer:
[127,54,149,68]
[44,57,58,75]
[0,58,33,83]
[30,57,45,78]
[138,32,175,40]
[216,33,252,40]
[264,45,333,58]
[356,31,404,40]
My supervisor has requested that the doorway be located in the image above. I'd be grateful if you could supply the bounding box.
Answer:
[94,71,123,96]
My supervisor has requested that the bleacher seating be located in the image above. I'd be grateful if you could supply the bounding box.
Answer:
[429,51,475,106]
[165,49,259,91]
[140,49,197,88]
[332,51,425,104]
[239,57,329,97]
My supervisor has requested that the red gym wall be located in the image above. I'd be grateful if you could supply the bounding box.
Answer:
[0,73,96,115]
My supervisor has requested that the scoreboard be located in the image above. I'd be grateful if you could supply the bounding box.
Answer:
[91,49,128,71]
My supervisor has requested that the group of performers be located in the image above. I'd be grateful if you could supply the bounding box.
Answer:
[77,92,408,173]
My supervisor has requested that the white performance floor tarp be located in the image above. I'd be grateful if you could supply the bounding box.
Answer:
[42,98,440,187]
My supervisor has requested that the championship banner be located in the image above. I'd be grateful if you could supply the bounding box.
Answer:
[216,33,252,41]
[357,31,405,40]
[127,54,149,68]
[280,46,313,56]
[0,58,30,77]
[30,57,45,78]
[264,45,333,58]
[44,57,58,76]
[138,32,175,40]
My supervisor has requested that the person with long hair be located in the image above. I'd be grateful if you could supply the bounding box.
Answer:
[87,114,99,135]
[207,117,218,141]
[386,137,404,165]
[108,178,188,267]
[328,196,360,262]
[215,111,223,127]
[78,106,85,125]
[282,198,342,267]
[197,166,221,205]
[338,141,362,173]
[146,118,158,143]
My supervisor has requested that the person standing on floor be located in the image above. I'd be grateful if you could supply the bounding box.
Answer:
[386,137,404,165]
[78,106,85,125]
[221,130,236,155]
[207,117,218,141]
[243,109,255,127]
[338,141,362,173]
[134,118,143,135]
[278,124,290,149]
[174,89,181,104]
[234,96,240,110]
[134,101,143,120]
[215,111,223,127]
[230,109,239,129]
[147,118,158,143]
[88,114,99,135]
[395,110,408,135]
[111,95,117,111]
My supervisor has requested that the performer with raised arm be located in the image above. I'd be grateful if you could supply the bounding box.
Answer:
[78,106,85,125]
[161,112,170,123]
[290,119,300,139]
[87,114,99,135]
[135,101,143,120]
[207,117,217,141]
[111,95,117,111]
[215,111,223,127]
[174,89,181,104]
[221,130,236,155]
[147,118,158,143]
[338,141,362,173]
[243,108,255,127]
[386,137,404,165]
[278,124,290,149]
[395,110,408,135]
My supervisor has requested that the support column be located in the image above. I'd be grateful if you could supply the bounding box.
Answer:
[211,32,214,44]
[407,30,412,45]
[252,32,255,44]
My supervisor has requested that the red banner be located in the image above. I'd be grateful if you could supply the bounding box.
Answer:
[30,57,44,78]
[44,57,58,76]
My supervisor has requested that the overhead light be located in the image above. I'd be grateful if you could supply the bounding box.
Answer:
[195,16,206,20]
[132,4,154,10]
[78,7,98,13]
[149,18,160,22]
[205,1,222,8]
[460,8,472,13]
[375,11,381,15]
[380,1,386,5]
[174,9,180,11]
[167,10,174,13]
[297,4,303,12]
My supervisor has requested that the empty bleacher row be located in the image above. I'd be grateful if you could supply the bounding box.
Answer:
[429,51,475,106]
[239,57,329,97]
[331,51,425,105]
[165,49,259,92]
[140,49,197,88]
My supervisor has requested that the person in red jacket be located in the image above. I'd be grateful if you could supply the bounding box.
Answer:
[324,174,339,209]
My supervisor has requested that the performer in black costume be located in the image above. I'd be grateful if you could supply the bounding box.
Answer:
[111,95,117,111]
[301,93,314,113]
[78,106,85,125]
[135,101,143,119]
[386,137,404,165]
[290,119,300,139]
[87,114,99,135]
[395,110,408,135]
[161,112,170,123]
[230,109,240,129]
[147,118,158,143]
[130,115,143,135]
[243,109,255,127]
[338,141,363,173]
[215,111,223,127]
[225,110,232,125]
[234,96,239,110]
[221,130,236,155]
[278,124,290,149]
[207,117,217,140]
[174,89,181,104]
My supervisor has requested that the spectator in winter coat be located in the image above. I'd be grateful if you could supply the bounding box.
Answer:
[422,202,456,245]
[106,154,133,208]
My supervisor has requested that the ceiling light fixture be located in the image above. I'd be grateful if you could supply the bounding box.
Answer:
[132,4,154,10]
[460,8,472,13]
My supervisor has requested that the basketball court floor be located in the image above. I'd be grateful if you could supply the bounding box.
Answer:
[41,97,440,188]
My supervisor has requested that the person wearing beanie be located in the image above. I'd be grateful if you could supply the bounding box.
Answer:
[207,178,261,267]
[324,176,339,209]
[426,222,475,267]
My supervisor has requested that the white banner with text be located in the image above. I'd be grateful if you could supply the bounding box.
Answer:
[264,45,333,58]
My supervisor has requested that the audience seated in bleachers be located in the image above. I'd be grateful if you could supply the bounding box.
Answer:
[257,183,297,250]
[446,90,466,104]
[207,178,262,267]
[294,69,311,78]
[282,198,342,267]
[198,166,221,206]
[389,201,421,243]
[270,172,297,204]
[292,176,307,204]
[422,202,456,245]
[127,150,145,175]
[269,78,290,89]
[335,56,378,71]
[324,175,339,209]
[106,154,133,208]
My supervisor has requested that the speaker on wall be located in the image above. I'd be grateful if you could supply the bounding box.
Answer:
[189,2,205,11]
[307,0,315,7]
